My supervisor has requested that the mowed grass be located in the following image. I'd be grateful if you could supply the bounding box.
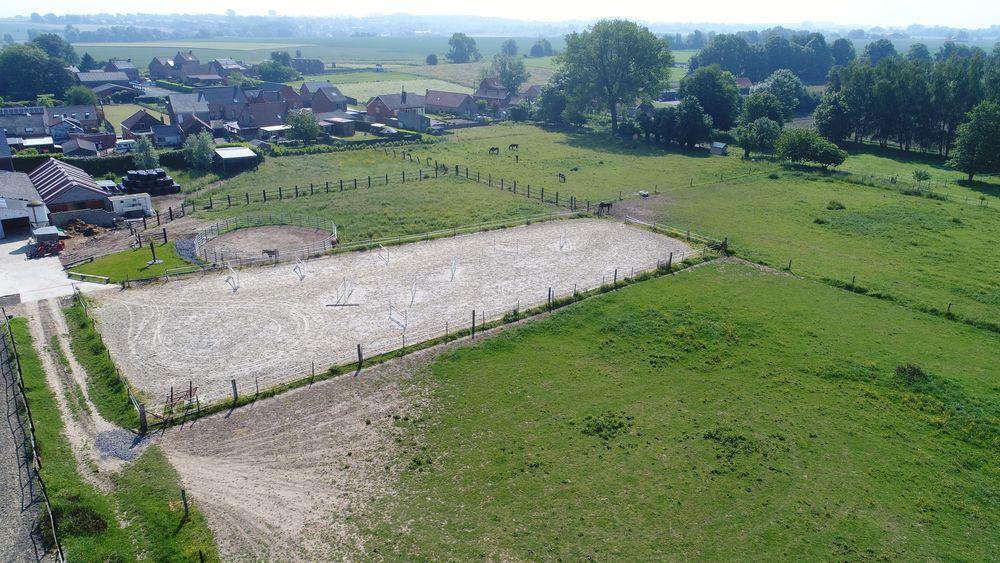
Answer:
[411,123,765,201]
[195,174,552,242]
[73,241,188,283]
[655,170,1000,329]
[102,103,167,135]
[9,318,219,561]
[284,70,421,89]
[408,61,554,88]
[365,262,999,560]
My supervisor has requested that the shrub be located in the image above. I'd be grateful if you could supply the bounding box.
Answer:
[581,410,633,441]
[826,200,845,210]
[895,363,930,384]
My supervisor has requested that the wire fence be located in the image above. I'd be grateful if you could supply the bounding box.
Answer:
[192,213,338,265]
[1,309,65,563]
[134,236,716,421]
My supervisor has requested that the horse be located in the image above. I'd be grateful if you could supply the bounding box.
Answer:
[508,143,519,151]
[488,147,500,155]
[262,249,279,259]
[557,173,566,183]
[596,201,614,216]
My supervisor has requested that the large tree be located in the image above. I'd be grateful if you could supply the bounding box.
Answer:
[948,100,1000,181]
[488,54,530,93]
[674,96,713,147]
[734,117,781,158]
[752,69,806,120]
[500,39,518,57]
[863,39,898,65]
[0,44,74,100]
[183,132,215,171]
[529,39,553,58]
[132,136,159,169]
[741,91,786,126]
[558,19,672,133]
[30,33,78,64]
[814,91,852,142]
[286,109,321,143]
[831,38,856,66]
[64,85,98,105]
[679,64,740,130]
[446,33,481,63]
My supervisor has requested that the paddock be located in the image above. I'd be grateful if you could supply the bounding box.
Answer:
[92,218,694,407]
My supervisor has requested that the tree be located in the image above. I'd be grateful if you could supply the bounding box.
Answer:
[255,60,298,82]
[425,53,438,65]
[534,85,568,123]
[741,91,786,126]
[79,52,98,71]
[64,85,98,105]
[776,128,847,169]
[863,39,898,65]
[34,94,56,107]
[558,20,671,133]
[907,43,932,62]
[501,39,518,57]
[508,102,530,121]
[948,100,1000,181]
[446,33,481,63]
[270,51,292,66]
[2,34,13,45]
[530,39,553,57]
[831,38,856,66]
[30,33,78,64]
[814,91,852,142]
[752,69,806,120]
[286,109,321,143]
[675,96,713,147]
[132,136,159,169]
[489,54,530,93]
[0,44,74,99]
[679,65,740,130]
[734,117,781,157]
[653,106,678,144]
[183,132,215,171]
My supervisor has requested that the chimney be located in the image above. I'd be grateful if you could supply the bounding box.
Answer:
[401,87,407,104]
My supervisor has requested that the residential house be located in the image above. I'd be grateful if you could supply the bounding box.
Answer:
[291,58,325,74]
[209,58,248,77]
[195,86,250,121]
[151,124,184,147]
[248,86,304,109]
[0,136,12,172]
[69,132,117,152]
[44,106,102,132]
[105,59,140,82]
[311,86,348,113]
[76,71,131,88]
[121,109,165,140]
[61,138,99,157]
[45,117,83,143]
[0,107,47,139]
[473,77,513,109]
[424,90,476,118]
[519,84,542,104]
[299,81,335,107]
[166,93,211,125]
[228,102,289,138]
[0,170,45,237]
[366,90,426,125]
[736,77,753,95]
[173,50,199,69]
[148,57,176,80]
[179,64,224,86]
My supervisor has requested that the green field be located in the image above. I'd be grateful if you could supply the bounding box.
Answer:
[364,261,999,560]
[73,241,188,283]
[337,79,473,104]
[101,103,167,135]
[285,70,421,88]
[409,60,555,88]
[192,173,551,243]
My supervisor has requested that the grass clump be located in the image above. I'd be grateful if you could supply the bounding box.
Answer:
[580,410,633,441]
[826,200,845,210]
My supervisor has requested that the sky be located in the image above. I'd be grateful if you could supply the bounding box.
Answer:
[2,0,997,29]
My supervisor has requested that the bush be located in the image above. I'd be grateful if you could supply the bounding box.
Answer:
[776,129,847,169]
[895,363,930,384]
[154,80,192,93]
[425,53,438,65]
[826,200,845,210]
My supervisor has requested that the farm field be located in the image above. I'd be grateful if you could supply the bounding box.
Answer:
[361,261,999,560]
[102,103,167,135]
[285,70,421,88]
[337,79,472,103]
[408,61,555,88]
[92,219,693,406]
[649,170,1000,329]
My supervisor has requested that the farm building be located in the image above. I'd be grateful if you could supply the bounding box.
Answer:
[121,109,165,140]
[322,117,356,137]
[61,138,99,157]
[0,170,47,238]
[711,142,728,155]
[214,147,259,173]
[76,71,131,88]
[425,90,476,118]
[29,159,110,213]
[105,59,140,82]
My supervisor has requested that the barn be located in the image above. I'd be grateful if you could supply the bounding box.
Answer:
[28,159,112,227]
[0,170,47,238]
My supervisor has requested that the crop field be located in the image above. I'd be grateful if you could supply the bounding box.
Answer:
[285,70,422,88]
[92,219,693,406]
[358,261,999,560]
[408,61,555,88]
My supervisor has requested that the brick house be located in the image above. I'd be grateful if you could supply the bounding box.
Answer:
[148,57,175,80]
[311,86,348,113]
[121,109,165,140]
[105,59,140,82]
[473,77,513,108]
[424,90,476,118]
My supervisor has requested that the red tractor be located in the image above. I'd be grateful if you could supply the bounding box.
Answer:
[28,239,65,259]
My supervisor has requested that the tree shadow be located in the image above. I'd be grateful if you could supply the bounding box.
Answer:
[557,128,714,159]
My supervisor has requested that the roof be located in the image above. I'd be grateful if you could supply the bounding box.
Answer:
[168,93,210,117]
[92,83,139,96]
[77,71,129,83]
[736,77,753,89]
[63,139,98,153]
[186,74,224,81]
[213,58,246,69]
[314,86,347,104]
[259,125,292,132]
[371,92,425,111]
[301,81,335,96]
[215,147,257,160]
[237,102,288,128]
[22,137,54,147]
[197,86,248,106]
[425,90,472,109]
[152,124,182,136]
[175,51,198,62]
[0,171,40,201]
[179,116,211,134]
[151,57,174,67]
[0,136,9,159]
[520,84,542,96]
[711,142,728,149]
[28,159,107,204]
[108,59,137,70]
[121,109,163,131]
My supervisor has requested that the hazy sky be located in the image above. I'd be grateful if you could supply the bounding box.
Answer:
[3,0,997,29]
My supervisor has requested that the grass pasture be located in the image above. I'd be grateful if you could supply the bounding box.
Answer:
[337,79,473,104]
[409,61,555,88]
[72,242,188,283]
[102,103,167,135]
[365,261,999,560]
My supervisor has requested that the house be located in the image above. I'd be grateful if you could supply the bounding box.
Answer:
[69,132,117,152]
[299,81,335,107]
[167,93,211,125]
[225,102,289,138]
[311,86,348,113]
[195,86,250,121]
[0,170,46,238]
[178,116,212,138]
[711,142,728,155]
[291,58,325,74]
[151,124,183,148]
[148,57,176,80]
[173,50,199,69]
[0,136,12,172]
[395,108,430,132]
[91,83,140,102]
[735,77,753,95]
[0,107,47,138]
[519,84,542,104]
[45,117,83,143]
[61,138,99,157]
[105,59,140,82]
[179,64,224,86]
[251,82,304,109]
[366,90,426,124]
[473,77,512,108]
[424,90,476,118]
[44,106,102,132]
[209,58,248,77]
[76,71,131,88]
[121,109,165,140]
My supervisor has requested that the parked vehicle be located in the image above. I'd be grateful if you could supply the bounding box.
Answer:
[114,139,136,153]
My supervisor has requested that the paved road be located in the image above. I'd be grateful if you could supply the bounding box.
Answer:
[0,235,106,304]
[0,322,45,561]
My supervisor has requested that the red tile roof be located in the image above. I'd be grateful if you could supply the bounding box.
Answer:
[28,158,106,204]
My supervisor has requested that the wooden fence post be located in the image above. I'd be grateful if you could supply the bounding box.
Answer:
[355,344,363,376]
[181,489,189,517]
[231,379,238,403]
[471,310,476,340]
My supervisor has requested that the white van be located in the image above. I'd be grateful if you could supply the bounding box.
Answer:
[114,139,136,153]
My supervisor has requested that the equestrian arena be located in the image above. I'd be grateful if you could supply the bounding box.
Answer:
[92,218,694,407]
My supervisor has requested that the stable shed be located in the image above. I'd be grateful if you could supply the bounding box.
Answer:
[214,147,259,173]
[28,159,110,212]
[710,142,728,156]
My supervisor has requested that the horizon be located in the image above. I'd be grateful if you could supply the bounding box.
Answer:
[1,3,997,32]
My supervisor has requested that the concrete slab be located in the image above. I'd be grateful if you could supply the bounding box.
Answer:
[0,235,107,303]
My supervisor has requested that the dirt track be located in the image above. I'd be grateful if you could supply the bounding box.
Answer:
[200,226,336,261]
[92,218,695,407]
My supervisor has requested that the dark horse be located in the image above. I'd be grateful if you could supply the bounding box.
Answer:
[596,201,614,216]
[488,147,500,155]
[508,143,519,151]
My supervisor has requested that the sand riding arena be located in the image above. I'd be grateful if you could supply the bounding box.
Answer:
[92,218,696,409]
